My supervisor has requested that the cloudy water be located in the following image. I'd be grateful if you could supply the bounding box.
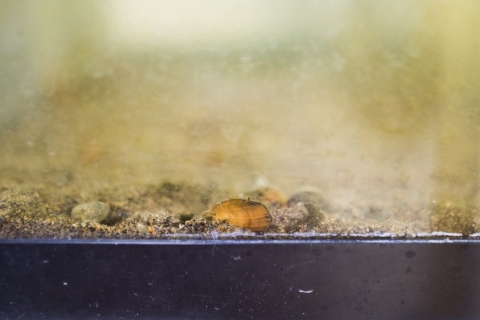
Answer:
[1,1,479,234]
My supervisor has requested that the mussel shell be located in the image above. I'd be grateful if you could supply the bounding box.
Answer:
[211,199,272,232]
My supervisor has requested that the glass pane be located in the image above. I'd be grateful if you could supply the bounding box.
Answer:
[1,0,479,238]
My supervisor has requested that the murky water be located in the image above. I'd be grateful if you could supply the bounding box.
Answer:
[1,1,480,235]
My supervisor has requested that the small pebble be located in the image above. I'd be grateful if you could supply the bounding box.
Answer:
[287,191,330,212]
[71,202,111,223]
[304,202,326,222]
[137,223,148,234]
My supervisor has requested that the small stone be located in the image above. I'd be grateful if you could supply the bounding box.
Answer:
[244,188,287,205]
[137,223,148,234]
[81,222,87,228]
[287,191,330,212]
[147,226,157,235]
[71,202,110,223]
[304,202,326,223]
[179,213,194,224]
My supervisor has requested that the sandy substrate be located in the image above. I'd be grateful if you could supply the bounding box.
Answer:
[1,170,453,240]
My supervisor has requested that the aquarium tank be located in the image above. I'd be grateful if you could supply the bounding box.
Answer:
[1,0,480,239]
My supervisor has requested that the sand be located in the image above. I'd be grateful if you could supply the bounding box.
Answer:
[1,168,452,240]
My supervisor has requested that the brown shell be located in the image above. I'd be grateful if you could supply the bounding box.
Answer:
[210,199,272,232]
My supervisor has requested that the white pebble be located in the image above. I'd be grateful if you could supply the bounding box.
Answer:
[71,202,110,223]
[137,223,148,234]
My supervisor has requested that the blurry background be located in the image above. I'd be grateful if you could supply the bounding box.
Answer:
[1,0,479,227]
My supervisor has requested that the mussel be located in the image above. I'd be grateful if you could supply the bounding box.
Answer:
[206,199,272,232]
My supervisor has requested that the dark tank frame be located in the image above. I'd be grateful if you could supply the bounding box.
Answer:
[1,238,479,320]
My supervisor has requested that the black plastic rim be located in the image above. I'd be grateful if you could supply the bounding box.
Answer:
[1,239,479,319]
